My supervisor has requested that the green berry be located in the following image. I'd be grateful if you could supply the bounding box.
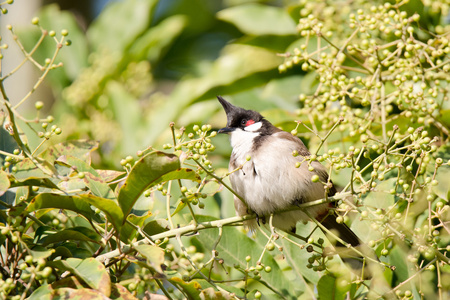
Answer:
[266,243,275,251]
[35,101,44,110]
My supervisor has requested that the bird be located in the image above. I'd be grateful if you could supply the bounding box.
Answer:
[216,95,362,250]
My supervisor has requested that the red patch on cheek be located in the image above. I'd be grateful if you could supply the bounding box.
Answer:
[245,119,255,126]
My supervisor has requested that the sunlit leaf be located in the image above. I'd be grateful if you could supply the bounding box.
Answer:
[29,246,54,261]
[12,158,54,181]
[200,180,222,196]
[0,170,10,196]
[48,257,111,296]
[87,0,158,54]
[144,44,283,145]
[96,169,126,183]
[40,140,99,165]
[107,81,144,154]
[129,15,187,62]
[363,178,396,209]
[29,286,109,300]
[84,172,116,200]
[118,151,200,222]
[167,277,202,300]
[217,4,297,36]
[56,155,116,199]
[110,283,139,300]
[134,244,165,273]
[120,212,152,242]
[200,287,233,300]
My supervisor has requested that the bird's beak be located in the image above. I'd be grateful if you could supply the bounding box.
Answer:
[218,127,235,134]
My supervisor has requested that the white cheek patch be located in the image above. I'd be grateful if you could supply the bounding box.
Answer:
[244,122,262,132]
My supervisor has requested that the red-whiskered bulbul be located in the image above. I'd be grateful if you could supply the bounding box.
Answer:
[217,96,361,248]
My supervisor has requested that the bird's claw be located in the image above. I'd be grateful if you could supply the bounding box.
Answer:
[255,213,266,226]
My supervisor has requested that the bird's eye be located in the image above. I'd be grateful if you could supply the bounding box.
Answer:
[241,119,247,126]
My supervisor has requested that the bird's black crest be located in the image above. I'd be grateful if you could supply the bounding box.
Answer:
[217,96,264,129]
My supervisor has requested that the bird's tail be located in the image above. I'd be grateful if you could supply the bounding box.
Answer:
[319,214,380,276]
[320,214,361,247]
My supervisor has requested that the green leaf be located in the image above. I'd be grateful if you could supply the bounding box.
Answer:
[48,257,111,296]
[363,178,396,209]
[12,158,53,181]
[194,216,301,298]
[96,169,126,183]
[110,283,139,300]
[200,287,234,300]
[142,219,170,236]
[57,155,116,199]
[50,246,73,260]
[196,280,244,298]
[57,243,92,259]
[217,4,297,36]
[134,244,165,273]
[29,246,54,261]
[200,180,222,196]
[118,151,200,222]
[107,81,144,154]
[40,140,99,164]
[26,193,123,230]
[26,193,95,221]
[84,172,116,200]
[144,44,282,145]
[30,287,109,299]
[120,212,152,242]
[167,277,202,300]
[28,284,53,300]
[281,234,320,286]
[57,155,99,176]
[317,274,349,300]
[129,15,187,62]
[50,276,85,290]
[0,170,10,196]
[10,178,59,190]
[87,0,158,54]
[390,245,410,284]
[171,199,187,217]
[41,226,101,246]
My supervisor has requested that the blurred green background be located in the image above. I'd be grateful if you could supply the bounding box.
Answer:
[3,0,318,169]
[5,0,447,171]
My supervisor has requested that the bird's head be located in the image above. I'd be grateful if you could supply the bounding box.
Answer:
[217,96,266,135]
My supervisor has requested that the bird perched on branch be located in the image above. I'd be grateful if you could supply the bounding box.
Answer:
[217,95,362,251]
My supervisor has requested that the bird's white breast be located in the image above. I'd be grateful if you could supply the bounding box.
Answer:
[228,131,329,231]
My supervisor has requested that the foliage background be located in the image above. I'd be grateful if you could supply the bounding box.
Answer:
[0,0,449,299]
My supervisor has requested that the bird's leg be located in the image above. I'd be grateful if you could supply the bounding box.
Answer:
[292,197,304,207]
[255,213,266,226]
